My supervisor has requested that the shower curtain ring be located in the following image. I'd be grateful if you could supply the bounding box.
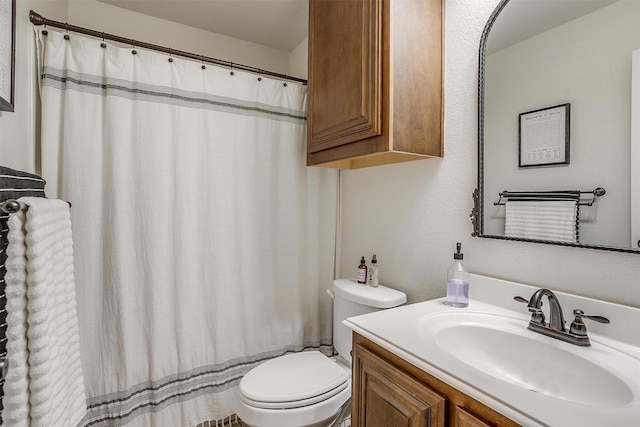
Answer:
[230,62,235,76]
[100,32,106,48]
[201,55,206,70]
[131,39,137,55]
[283,74,288,87]
[168,48,173,63]
[63,23,70,40]
[257,69,262,82]
[42,18,48,36]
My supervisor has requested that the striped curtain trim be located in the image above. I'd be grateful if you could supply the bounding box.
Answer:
[41,67,307,124]
[81,340,333,427]
[194,414,240,427]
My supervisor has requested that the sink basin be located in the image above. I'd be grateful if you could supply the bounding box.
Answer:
[345,275,640,426]
[418,312,636,407]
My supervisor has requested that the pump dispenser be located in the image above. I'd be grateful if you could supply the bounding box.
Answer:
[367,254,379,287]
[445,242,469,307]
[357,256,367,284]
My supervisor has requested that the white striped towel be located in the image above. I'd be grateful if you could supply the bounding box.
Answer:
[505,200,578,243]
[3,197,87,427]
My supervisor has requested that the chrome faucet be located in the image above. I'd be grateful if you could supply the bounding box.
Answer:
[514,288,610,346]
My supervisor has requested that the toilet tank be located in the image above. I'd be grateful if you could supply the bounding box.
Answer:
[331,278,406,363]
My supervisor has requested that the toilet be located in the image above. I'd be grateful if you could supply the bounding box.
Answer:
[235,278,407,427]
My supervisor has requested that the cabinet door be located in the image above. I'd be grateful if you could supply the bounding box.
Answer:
[353,343,446,427]
[307,0,382,153]
[453,407,496,427]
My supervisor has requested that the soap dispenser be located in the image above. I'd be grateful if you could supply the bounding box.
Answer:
[357,256,367,284]
[445,242,469,308]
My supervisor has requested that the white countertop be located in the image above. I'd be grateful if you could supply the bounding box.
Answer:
[343,274,640,427]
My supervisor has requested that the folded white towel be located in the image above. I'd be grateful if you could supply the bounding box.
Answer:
[505,200,578,243]
[3,197,87,427]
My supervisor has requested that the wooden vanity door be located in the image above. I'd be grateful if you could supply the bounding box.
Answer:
[352,342,446,427]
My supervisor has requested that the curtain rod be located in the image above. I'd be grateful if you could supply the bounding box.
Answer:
[29,10,307,85]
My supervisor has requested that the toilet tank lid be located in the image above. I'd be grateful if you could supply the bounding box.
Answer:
[332,278,407,308]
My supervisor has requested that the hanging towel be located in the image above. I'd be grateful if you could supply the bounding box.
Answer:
[505,200,579,243]
[0,166,46,200]
[1,166,47,423]
[2,197,86,427]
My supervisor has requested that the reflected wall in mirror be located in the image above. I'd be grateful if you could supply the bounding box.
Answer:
[477,0,640,253]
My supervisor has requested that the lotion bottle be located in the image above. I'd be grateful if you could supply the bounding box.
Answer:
[357,256,367,284]
[367,254,379,287]
[445,243,469,308]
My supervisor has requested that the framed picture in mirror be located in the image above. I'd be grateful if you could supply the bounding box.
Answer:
[518,103,570,167]
[0,0,15,112]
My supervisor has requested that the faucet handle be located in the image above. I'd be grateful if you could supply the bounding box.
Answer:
[514,296,545,325]
[572,309,610,324]
[513,295,543,313]
[569,309,610,336]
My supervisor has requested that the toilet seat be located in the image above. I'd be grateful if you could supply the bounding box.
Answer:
[238,351,350,409]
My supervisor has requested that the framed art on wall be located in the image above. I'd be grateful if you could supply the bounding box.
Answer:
[519,103,570,167]
[0,0,15,112]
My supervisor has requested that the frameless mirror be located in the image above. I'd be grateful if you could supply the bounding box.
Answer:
[475,0,640,254]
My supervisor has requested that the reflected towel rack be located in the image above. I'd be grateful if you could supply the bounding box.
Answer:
[494,187,605,207]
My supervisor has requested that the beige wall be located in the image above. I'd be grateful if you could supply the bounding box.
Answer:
[289,37,308,80]
[67,0,291,75]
[339,0,640,308]
[2,0,639,309]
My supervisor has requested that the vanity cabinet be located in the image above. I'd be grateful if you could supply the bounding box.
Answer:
[352,333,521,427]
[353,339,445,426]
[306,0,443,169]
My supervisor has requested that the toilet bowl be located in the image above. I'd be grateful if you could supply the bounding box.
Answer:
[235,278,407,427]
[236,351,351,427]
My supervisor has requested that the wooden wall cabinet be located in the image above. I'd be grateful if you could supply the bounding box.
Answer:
[307,0,443,169]
[352,333,522,427]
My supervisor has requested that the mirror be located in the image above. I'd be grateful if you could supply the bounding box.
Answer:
[475,0,640,254]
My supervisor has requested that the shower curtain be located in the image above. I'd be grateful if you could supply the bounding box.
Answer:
[36,27,338,426]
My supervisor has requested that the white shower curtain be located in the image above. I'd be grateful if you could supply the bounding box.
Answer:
[36,27,338,426]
